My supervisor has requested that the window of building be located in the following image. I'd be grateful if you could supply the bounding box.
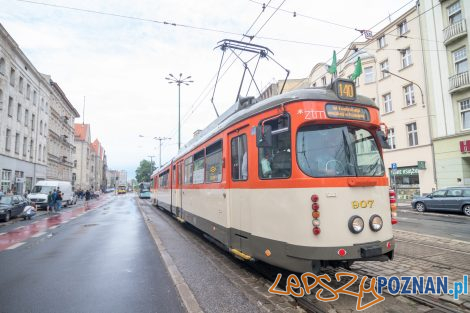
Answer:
[18,76,24,93]
[321,76,327,86]
[31,114,35,130]
[0,89,3,110]
[30,140,33,159]
[1,170,12,192]
[24,109,29,126]
[258,114,291,179]
[10,67,15,87]
[380,60,389,78]
[43,146,46,162]
[205,140,223,183]
[231,134,248,181]
[407,122,418,146]
[378,35,386,49]
[364,66,375,83]
[33,90,37,105]
[17,103,22,122]
[8,97,13,116]
[0,57,5,75]
[448,1,462,25]
[38,144,42,160]
[388,128,396,149]
[453,47,468,74]
[14,133,20,154]
[192,150,205,184]
[5,129,11,151]
[40,120,43,135]
[383,93,393,113]
[398,20,408,36]
[404,84,415,106]
[401,48,412,68]
[26,84,30,100]
[23,137,27,157]
[460,98,470,130]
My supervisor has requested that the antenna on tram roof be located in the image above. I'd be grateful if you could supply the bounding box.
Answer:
[211,39,290,115]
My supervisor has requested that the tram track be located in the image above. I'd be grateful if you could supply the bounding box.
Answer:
[138,198,468,313]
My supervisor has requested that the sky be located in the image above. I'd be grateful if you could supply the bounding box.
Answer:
[0,0,416,179]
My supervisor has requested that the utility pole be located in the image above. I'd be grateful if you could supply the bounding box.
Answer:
[153,137,171,168]
[147,155,156,173]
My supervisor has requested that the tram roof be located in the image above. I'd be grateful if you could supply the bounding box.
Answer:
[156,86,376,173]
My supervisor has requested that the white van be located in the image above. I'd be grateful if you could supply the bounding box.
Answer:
[28,180,75,208]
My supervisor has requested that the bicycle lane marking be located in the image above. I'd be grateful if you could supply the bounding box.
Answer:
[0,197,109,251]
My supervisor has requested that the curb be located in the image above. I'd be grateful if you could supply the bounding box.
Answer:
[137,200,203,313]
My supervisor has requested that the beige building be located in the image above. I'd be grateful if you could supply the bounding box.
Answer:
[0,23,49,194]
[308,7,436,200]
[73,123,91,190]
[91,139,107,191]
[44,75,80,182]
[419,0,470,188]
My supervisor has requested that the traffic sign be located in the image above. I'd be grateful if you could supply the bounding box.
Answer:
[391,163,397,170]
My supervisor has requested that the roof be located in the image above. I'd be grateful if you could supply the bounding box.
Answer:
[91,139,106,160]
[74,124,90,141]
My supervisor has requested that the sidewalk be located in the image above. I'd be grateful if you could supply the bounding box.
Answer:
[397,201,412,209]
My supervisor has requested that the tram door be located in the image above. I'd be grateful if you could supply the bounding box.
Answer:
[176,161,183,219]
[228,129,250,253]
[171,164,176,215]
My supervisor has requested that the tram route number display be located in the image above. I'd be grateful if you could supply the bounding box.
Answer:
[325,104,370,121]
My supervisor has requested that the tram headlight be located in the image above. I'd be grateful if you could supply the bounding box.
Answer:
[348,216,364,234]
[369,215,383,232]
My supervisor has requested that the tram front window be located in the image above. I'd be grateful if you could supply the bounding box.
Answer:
[296,125,385,177]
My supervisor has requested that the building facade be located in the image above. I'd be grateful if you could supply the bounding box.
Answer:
[0,23,49,194]
[419,0,470,188]
[44,75,80,182]
[73,124,91,190]
[90,139,107,191]
[308,7,437,200]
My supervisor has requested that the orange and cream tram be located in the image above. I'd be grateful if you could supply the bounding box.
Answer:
[150,79,396,273]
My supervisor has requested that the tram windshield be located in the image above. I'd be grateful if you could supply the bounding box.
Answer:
[296,125,385,177]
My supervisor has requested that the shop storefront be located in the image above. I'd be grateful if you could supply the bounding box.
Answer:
[390,166,420,201]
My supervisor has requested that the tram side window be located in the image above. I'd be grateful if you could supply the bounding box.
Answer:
[205,140,223,183]
[193,149,205,184]
[258,115,291,179]
[184,156,193,185]
[231,134,248,181]
[159,170,169,187]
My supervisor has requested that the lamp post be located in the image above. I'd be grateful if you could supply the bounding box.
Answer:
[382,69,425,107]
[147,155,156,172]
[165,73,193,150]
[154,137,171,168]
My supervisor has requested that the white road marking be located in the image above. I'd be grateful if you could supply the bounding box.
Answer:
[49,225,59,230]
[31,232,46,238]
[0,232,6,236]
[6,242,25,250]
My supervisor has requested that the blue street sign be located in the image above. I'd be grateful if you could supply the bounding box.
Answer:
[391,163,397,170]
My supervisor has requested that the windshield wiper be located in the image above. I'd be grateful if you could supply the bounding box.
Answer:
[342,129,357,176]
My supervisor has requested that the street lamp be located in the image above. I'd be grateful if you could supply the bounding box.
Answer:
[382,69,425,107]
[154,137,171,168]
[148,155,156,172]
[165,73,193,150]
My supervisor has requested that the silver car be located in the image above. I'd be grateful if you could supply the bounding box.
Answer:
[412,188,470,216]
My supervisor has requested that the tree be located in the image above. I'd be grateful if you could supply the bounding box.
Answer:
[135,159,155,182]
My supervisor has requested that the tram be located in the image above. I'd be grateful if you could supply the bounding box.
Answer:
[150,78,396,273]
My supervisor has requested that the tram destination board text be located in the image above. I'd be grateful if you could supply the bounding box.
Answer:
[325,104,370,121]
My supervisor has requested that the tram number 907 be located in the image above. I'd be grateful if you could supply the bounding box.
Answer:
[352,200,374,209]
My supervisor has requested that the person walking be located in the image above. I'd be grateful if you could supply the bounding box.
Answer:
[51,188,57,212]
[56,188,62,211]
[85,189,91,201]
[47,191,54,214]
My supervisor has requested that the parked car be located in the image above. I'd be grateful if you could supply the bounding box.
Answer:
[139,190,151,199]
[0,195,29,222]
[412,187,470,216]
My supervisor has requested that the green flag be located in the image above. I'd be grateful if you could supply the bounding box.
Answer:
[350,57,362,80]
[327,50,337,74]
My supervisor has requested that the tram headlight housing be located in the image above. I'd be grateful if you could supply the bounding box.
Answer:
[369,215,383,232]
[348,215,364,234]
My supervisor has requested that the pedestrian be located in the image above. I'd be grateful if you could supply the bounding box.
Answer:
[52,188,57,212]
[85,189,91,201]
[47,191,54,214]
[22,202,37,220]
[56,188,62,211]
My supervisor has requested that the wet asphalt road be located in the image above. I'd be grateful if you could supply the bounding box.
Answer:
[396,207,470,242]
[0,194,184,313]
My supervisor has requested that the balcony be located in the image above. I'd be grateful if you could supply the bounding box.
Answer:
[443,19,467,45]
[449,71,470,93]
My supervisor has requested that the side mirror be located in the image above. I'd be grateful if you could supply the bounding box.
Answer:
[256,124,273,148]
[427,194,433,198]
[376,130,390,149]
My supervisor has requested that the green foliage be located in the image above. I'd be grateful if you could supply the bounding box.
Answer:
[135,159,155,183]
